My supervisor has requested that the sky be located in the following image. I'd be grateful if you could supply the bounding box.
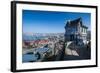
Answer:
[22,10,91,33]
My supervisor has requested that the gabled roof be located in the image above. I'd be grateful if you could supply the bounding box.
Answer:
[66,17,88,29]
[67,17,82,27]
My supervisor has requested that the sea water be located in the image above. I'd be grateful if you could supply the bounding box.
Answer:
[22,48,50,63]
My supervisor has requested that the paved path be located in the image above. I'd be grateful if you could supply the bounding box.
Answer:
[64,42,90,60]
[65,48,79,56]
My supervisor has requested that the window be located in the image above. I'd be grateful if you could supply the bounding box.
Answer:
[84,29,86,33]
[81,28,83,32]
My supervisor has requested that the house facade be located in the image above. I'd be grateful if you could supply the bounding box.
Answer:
[64,17,88,44]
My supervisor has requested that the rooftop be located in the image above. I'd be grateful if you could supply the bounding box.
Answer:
[66,17,88,29]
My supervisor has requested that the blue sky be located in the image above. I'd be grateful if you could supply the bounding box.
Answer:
[22,10,91,33]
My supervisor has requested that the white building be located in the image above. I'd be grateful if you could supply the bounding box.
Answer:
[65,17,88,44]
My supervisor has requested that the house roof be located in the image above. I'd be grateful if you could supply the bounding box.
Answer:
[66,17,88,29]
[71,17,82,25]
[82,25,88,29]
